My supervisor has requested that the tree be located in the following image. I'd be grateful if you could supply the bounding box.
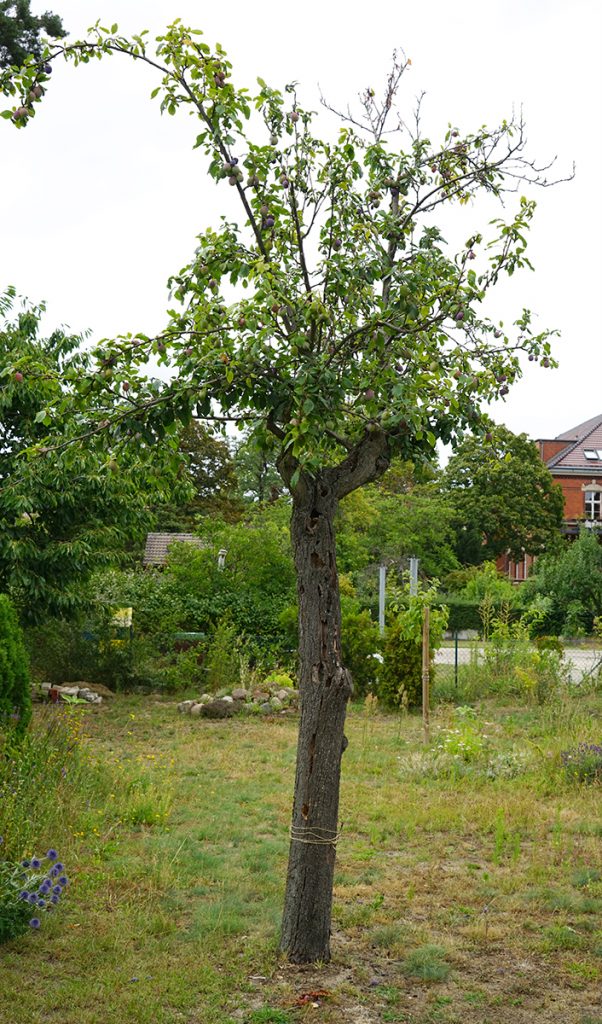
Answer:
[521,529,602,635]
[2,24,564,961]
[0,288,184,622]
[443,423,564,564]
[155,420,242,529]
[0,1,65,68]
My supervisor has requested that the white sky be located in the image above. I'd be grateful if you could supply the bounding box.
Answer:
[1,0,600,444]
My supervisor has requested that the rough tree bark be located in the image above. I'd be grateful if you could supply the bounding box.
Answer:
[279,430,390,962]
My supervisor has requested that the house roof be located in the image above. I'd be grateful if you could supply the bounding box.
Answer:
[143,532,206,566]
[544,413,602,472]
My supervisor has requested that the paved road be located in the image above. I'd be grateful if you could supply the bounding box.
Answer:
[434,645,601,682]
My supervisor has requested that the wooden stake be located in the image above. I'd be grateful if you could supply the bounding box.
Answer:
[422,605,430,745]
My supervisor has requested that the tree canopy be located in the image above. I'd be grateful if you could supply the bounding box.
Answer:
[443,423,564,563]
[0,1,65,68]
[0,288,185,622]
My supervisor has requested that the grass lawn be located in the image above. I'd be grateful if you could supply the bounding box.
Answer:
[1,690,601,1024]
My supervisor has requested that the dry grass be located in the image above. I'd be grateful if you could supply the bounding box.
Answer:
[0,690,600,1023]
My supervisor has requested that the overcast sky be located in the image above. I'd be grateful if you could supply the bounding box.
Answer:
[1,0,600,444]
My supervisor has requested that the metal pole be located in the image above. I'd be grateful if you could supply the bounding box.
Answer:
[422,605,430,744]
[454,631,459,692]
[409,557,419,596]
[378,564,386,636]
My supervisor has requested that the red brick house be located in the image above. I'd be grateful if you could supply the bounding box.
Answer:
[500,413,602,581]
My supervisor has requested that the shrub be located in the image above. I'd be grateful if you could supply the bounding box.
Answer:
[0,594,31,737]
[341,608,380,699]
[205,620,241,692]
[379,583,448,709]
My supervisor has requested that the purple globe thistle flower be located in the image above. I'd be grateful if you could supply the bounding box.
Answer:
[37,899,46,908]
[58,876,68,887]
[50,866,59,878]
[31,858,41,869]
[50,895,59,905]
[52,885,62,896]
[21,859,31,868]
[29,918,41,929]
[45,849,58,861]
[28,893,38,904]
[54,863,64,872]
[19,891,29,901]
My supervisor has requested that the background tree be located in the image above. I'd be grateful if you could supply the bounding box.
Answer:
[521,529,602,636]
[233,427,283,503]
[443,423,564,564]
[156,420,242,530]
[0,1,65,68]
[0,288,184,622]
[2,24,564,961]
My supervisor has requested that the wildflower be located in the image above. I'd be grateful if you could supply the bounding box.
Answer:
[28,893,38,904]
[54,863,64,872]
[58,876,68,887]
[45,849,58,861]
[37,899,46,908]
[52,885,62,895]
[19,891,29,901]
[31,858,41,869]
[21,859,31,868]
[29,918,41,929]
[50,894,59,905]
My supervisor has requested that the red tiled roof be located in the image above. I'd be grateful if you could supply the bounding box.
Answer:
[143,532,206,566]
[545,413,602,471]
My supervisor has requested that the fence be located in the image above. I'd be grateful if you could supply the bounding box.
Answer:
[434,638,602,689]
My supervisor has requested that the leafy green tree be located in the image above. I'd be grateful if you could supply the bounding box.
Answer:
[521,529,602,635]
[0,289,184,622]
[233,427,283,503]
[0,1,65,68]
[443,423,564,564]
[2,25,562,961]
[156,420,242,529]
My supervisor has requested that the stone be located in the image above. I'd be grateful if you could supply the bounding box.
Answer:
[198,693,213,704]
[221,695,234,703]
[177,700,196,713]
[77,689,103,704]
[269,696,283,711]
[200,699,236,719]
[69,681,115,698]
[259,702,273,715]
[276,689,291,703]
[253,691,270,703]
[231,688,249,701]
[190,703,205,716]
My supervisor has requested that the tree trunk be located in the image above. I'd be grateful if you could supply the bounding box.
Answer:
[279,472,351,963]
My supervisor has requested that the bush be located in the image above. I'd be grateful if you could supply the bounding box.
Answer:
[205,620,241,692]
[341,608,380,699]
[0,595,31,737]
[379,583,448,709]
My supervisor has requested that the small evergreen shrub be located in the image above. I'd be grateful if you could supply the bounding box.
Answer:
[0,595,31,737]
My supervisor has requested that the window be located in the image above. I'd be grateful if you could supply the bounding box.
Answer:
[585,491,601,520]
[584,450,599,460]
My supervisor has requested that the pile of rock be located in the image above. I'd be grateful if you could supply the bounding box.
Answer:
[177,684,299,719]
[37,682,115,705]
